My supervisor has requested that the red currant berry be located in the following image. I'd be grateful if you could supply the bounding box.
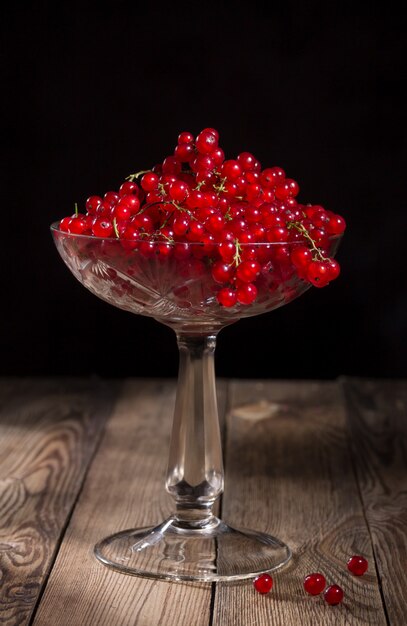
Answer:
[115,195,140,218]
[209,147,224,167]
[266,226,289,243]
[347,555,368,576]
[174,142,194,162]
[326,259,341,281]
[236,260,261,283]
[113,203,132,221]
[291,245,312,270]
[186,190,205,210]
[306,260,331,287]
[260,167,285,189]
[324,584,344,606]
[59,216,72,231]
[237,152,257,171]
[86,195,102,215]
[119,181,139,197]
[178,131,194,144]
[206,213,226,234]
[253,573,273,594]
[132,214,154,233]
[92,218,114,238]
[217,287,237,307]
[187,221,205,241]
[303,573,326,595]
[245,183,262,201]
[69,216,89,234]
[220,159,242,180]
[275,178,300,200]
[218,241,236,262]
[104,191,119,207]
[236,282,257,305]
[173,215,190,237]
[326,214,346,235]
[211,262,234,284]
[191,154,215,173]
[121,227,140,251]
[141,172,159,192]
[162,156,181,176]
[169,180,189,202]
[196,129,218,154]
[245,170,260,184]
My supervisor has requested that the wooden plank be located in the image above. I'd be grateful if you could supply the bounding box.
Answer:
[0,378,118,625]
[213,380,387,626]
[342,378,407,625]
[33,379,227,626]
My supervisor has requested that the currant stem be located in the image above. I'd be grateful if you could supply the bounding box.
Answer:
[126,169,151,182]
[170,200,197,220]
[233,239,242,266]
[287,221,329,261]
[113,217,120,238]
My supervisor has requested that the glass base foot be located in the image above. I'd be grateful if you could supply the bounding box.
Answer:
[94,516,292,582]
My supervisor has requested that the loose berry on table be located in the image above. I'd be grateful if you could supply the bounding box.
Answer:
[324,584,344,605]
[303,572,326,595]
[253,573,273,594]
[347,555,368,576]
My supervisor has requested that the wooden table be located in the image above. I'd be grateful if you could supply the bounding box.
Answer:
[0,378,406,625]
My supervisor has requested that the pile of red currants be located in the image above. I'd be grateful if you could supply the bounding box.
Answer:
[58,128,346,307]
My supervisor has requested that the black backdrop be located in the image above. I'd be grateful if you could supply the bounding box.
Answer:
[2,1,406,379]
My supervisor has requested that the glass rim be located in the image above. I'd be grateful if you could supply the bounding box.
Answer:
[50,221,342,247]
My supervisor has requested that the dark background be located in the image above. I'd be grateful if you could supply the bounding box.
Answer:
[2,1,406,379]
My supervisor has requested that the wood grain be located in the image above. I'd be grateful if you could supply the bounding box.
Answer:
[0,378,118,625]
[3,377,406,625]
[33,380,227,626]
[342,378,407,625]
[213,380,387,626]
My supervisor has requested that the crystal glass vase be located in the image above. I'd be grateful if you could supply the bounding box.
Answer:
[51,223,340,582]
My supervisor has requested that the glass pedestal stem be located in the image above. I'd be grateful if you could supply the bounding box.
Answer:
[166,333,223,528]
[94,330,291,581]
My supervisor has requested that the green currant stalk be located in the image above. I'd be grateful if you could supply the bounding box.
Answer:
[287,221,329,262]
[233,239,242,266]
[126,169,151,182]
[157,231,174,243]
[113,217,120,238]
[224,207,233,221]
[74,202,79,217]
[170,200,197,221]
[213,177,227,193]
[193,180,206,191]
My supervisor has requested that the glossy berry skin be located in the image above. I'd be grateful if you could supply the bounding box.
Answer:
[86,195,102,214]
[140,172,159,192]
[303,573,326,595]
[253,573,273,594]
[347,555,368,576]
[211,262,234,284]
[236,282,257,305]
[196,129,218,154]
[178,131,194,144]
[217,287,237,307]
[324,585,344,606]
[306,260,330,287]
[236,261,261,283]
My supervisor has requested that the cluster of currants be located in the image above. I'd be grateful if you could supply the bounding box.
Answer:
[253,554,369,606]
[58,128,346,307]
